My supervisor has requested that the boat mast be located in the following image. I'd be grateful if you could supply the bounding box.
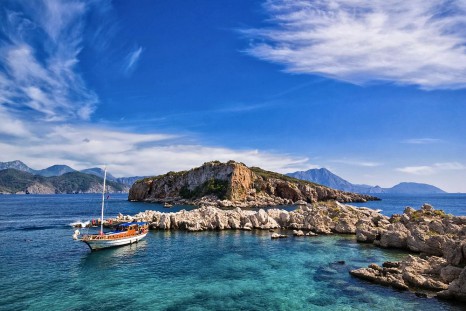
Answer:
[100,167,107,235]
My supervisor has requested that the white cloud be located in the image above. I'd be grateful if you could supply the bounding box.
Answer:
[124,46,144,74]
[434,162,466,170]
[0,0,98,121]
[402,138,443,144]
[0,107,31,137]
[0,122,313,177]
[396,162,465,175]
[396,166,435,175]
[245,0,466,89]
[330,159,382,167]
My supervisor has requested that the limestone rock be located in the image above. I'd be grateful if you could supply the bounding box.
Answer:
[437,267,466,301]
[440,265,463,284]
[271,233,288,239]
[293,230,305,236]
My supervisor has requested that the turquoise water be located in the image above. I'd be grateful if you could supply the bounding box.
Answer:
[0,194,465,310]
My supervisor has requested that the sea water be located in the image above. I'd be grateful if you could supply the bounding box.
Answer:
[0,194,465,311]
[351,193,466,216]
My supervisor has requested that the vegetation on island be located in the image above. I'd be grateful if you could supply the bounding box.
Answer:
[180,178,229,200]
[50,172,126,193]
[0,169,47,193]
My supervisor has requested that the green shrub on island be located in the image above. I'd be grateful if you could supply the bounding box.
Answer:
[180,178,229,200]
[51,172,125,193]
[0,169,48,193]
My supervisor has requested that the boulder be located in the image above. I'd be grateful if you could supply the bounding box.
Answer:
[437,267,466,301]
[271,233,288,239]
[293,230,305,236]
[440,265,463,283]
[379,223,408,248]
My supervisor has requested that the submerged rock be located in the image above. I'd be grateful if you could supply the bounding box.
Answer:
[271,233,288,239]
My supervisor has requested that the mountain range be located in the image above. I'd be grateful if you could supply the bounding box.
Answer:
[287,168,446,194]
[0,169,127,194]
[0,160,145,194]
[0,160,144,186]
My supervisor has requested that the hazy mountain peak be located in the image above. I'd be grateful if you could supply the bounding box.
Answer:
[37,165,76,177]
[0,160,35,173]
[287,168,446,194]
[80,168,117,181]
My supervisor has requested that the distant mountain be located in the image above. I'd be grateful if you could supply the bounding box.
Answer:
[0,169,128,194]
[287,168,446,194]
[81,168,117,181]
[115,176,145,186]
[0,161,76,177]
[0,160,144,189]
[80,168,144,186]
[0,160,35,174]
[289,168,354,191]
[287,168,378,193]
[37,165,76,177]
[387,182,446,194]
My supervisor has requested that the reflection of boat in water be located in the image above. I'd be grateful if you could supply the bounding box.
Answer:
[73,167,148,251]
[163,202,173,208]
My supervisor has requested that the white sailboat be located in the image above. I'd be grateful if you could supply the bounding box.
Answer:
[73,168,148,251]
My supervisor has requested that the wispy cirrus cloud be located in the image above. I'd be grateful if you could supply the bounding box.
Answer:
[123,46,144,74]
[402,138,443,144]
[396,162,465,175]
[0,1,315,178]
[245,0,466,89]
[330,159,382,167]
[0,0,97,122]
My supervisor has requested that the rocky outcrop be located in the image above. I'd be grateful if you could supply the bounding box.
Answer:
[112,201,383,235]
[350,204,466,302]
[26,182,56,194]
[351,255,466,301]
[350,256,452,293]
[128,161,378,206]
[354,204,466,264]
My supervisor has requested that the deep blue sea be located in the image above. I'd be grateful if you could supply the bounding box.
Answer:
[1,193,465,311]
[351,193,466,216]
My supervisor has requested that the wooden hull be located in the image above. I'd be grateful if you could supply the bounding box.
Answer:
[82,233,147,251]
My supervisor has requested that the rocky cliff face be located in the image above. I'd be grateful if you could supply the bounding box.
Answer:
[128,161,378,206]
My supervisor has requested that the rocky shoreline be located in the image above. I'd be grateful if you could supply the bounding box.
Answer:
[351,203,466,301]
[106,201,466,302]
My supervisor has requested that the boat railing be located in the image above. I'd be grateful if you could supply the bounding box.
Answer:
[82,229,146,241]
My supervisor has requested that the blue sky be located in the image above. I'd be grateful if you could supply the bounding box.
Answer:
[0,0,465,192]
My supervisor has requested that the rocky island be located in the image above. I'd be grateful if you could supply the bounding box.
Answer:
[122,161,466,302]
[128,160,378,207]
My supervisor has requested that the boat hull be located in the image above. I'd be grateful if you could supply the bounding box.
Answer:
[82,233,148,251]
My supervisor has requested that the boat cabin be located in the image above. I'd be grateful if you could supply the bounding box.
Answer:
[116,222,148,234]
